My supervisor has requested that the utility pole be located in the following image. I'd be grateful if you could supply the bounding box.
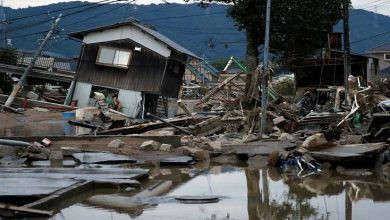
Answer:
[260,0,271,136]
[2,14,62,110]
[0,0,6,47]
[343,1,351,107]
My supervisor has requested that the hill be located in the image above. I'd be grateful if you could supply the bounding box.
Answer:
[2,2,390,60]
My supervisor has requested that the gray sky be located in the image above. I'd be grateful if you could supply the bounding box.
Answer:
[4,0,390,16]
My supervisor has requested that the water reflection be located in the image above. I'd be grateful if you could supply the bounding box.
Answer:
[52,166,390,220]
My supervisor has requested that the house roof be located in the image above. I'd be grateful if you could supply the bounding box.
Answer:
[368,42,390,53]
[69,21,200,60]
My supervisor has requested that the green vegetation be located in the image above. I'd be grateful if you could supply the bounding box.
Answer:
[188,0,347,97]
[271,78,295,96]
[0,48,17,65]
[0,48,17,94]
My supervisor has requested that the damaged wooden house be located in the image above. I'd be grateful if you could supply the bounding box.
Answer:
[295,33,379,89]
[68,20,200,118]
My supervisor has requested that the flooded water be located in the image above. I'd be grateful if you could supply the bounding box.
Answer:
[51,166,390,220]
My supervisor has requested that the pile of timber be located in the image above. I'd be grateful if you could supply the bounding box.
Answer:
[299,112,341,125]
[97,116,208,135]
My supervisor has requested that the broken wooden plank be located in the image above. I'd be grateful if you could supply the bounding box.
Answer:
[0,177,81,197]
[68,120,99,129]
[146,113,191,135]
[0,94,76,112]
[0,203,53,217]
[23,180,93,210]
[190,116,222,136]
[72,152,137,164]
[97,116,199,135]
[0,168,149,183]
[198,71,243,105]
[312,143,387,155]
[310,142,388,165]
[160,156,194,166]
[225,140,296,158]
[31,160,77,167]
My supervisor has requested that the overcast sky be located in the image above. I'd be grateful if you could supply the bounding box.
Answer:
[4,0,390,16]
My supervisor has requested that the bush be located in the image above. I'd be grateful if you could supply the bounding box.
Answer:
[272,78,295,96]
[0,48,17,65]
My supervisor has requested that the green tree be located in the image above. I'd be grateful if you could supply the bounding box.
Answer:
[0,48,17,94]
[186,0,348,96]
[0,48,17,65]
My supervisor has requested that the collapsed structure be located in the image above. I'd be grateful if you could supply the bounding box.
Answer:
[69,20,200,118]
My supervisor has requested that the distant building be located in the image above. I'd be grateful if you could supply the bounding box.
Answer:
[368,42,390,77]
[295,48,379,87]
[69,21,200,118]
[295,33,379,87]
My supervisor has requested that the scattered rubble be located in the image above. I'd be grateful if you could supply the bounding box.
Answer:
[107,139,126,148]
[301,133,329,150]
[1,60,390,218]
[139,140,161,151]
[159,144,172,152]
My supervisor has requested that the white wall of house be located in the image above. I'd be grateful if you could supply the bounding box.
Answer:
[370,52,390,73]
[118,89,142,118]
[72,82,142,118]
[72,82,92,108]
[367,58,375,81]
[83,26,172,58]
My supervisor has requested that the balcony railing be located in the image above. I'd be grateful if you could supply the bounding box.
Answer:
[15,50,78,74]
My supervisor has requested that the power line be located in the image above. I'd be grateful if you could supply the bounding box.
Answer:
[5,0,111,22]
[143,11,226,22]
[0,3,131,41]
[351,29,390,44]
[6,0,130,34]
[5,5,228,40]
[350,0,390,16]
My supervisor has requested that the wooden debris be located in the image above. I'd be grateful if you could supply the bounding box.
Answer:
[97,116,198,135]
[190,116,222,136]
[160,156,194,166]
[72,152,137,164]
[310,142,388,166]
[0,203,53,217]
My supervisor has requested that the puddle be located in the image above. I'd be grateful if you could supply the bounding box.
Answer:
[51,166,390,220]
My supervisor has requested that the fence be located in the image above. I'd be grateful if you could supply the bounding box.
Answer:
[15,50,78,74]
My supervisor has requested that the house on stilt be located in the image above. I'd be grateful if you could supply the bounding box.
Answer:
[69,20,200,118]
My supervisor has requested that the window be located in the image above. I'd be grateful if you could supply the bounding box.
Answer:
[96,46,132,69]
[384,54,390,61]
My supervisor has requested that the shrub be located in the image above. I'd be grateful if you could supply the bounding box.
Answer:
[272,78,295,96]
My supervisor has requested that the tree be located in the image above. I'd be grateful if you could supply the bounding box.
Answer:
[0,48,17,65]
[0,48,17,94]
[185,0,349,97]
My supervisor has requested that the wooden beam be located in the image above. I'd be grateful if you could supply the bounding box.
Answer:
[0,203,53,217]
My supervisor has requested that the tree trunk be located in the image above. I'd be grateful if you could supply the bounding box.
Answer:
[245,29,259,100]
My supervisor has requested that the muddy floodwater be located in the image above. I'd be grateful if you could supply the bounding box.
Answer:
[51,166,390,220]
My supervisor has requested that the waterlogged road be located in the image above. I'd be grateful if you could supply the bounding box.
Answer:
[52,166,390,220]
